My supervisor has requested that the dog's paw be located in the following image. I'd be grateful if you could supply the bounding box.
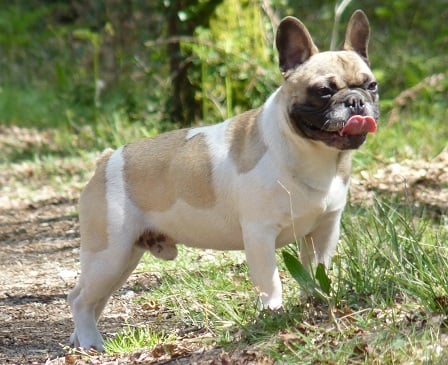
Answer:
[69,332,79,348]
[257,296,283,311]
[77,341,105,353]
[70,332,105,352]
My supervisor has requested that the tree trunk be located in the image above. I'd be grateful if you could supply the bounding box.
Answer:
[166,1,198,127]
[165,0,223,127]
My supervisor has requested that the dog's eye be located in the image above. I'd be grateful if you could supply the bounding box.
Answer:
[316,87,333,99]
[367,81,378,92]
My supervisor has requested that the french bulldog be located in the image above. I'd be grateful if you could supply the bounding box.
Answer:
[68,10,379,351]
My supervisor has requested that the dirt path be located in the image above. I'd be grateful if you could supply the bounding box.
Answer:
[1,132,447,363]
[0,199,80,362]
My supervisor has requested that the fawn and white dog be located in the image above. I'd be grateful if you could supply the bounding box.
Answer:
[69,10,379,350]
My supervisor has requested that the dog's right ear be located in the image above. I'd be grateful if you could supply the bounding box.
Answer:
[276,17,319,77]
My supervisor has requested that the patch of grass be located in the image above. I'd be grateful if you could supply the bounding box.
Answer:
[276,199,447,363]
[1,110,162,163]
[139,249,257,335]
[104,325,175,354]
[65,110,162,153]
[270,307,447,364]
[0,85,64,127]
[339,200,448,312]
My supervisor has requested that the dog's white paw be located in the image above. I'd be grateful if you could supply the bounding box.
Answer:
[258,296,283,311]
[69,332,79,348]
[79,338,105,352]
[70,330,104,352]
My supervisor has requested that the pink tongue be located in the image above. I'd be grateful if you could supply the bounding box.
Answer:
[340,115,377,136]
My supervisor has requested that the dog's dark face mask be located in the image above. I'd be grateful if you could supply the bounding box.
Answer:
[288,71,380,150]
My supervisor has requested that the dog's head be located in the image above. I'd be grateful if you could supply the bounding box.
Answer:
[276,10,379,150]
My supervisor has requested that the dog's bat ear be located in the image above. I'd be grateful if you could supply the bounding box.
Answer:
[276,17,319,77]
[342,10,370,63]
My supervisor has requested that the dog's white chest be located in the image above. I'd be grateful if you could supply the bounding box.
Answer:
[273,173,348,247]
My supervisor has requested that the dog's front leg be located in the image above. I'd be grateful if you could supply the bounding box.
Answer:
[243,223,282,310]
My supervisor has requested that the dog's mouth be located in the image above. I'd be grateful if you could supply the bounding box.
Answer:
[293,114,377,150]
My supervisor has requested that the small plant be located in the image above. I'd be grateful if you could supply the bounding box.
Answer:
[282,249,332,302]
[104,325,174,354]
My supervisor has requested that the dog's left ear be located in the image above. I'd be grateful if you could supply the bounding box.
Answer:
[276,16,319,77]
[342,10,370,63]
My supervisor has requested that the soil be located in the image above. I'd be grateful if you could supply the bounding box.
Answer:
[1,127,447,364]
[1,198,82,363]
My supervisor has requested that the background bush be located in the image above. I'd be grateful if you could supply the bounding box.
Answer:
[0,0,446,153]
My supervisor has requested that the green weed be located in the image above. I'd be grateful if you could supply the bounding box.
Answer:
[340,199,448,312]
[104,325,175,354]
[282,250,332,301]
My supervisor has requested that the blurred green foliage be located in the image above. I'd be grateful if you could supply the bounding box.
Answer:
[0,0,446,156]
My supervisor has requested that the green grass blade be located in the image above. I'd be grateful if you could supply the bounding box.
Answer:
[282,250,315,294]
[315,263,331,296]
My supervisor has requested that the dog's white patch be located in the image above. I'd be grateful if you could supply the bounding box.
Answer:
[187,120,232,162]
[105,147,127,231]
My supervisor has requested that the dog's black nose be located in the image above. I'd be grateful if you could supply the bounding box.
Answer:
[344,95,366,115]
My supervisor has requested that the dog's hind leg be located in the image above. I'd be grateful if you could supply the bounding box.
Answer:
[68,244,144,351]
[70,228,179,350]
[68,147,146,351]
